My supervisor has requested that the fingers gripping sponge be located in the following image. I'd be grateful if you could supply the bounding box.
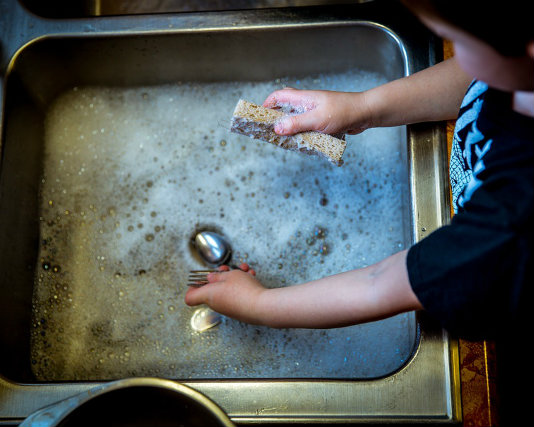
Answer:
[230,99,346,166]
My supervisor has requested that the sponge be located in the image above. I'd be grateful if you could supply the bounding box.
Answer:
[230,99,346,166]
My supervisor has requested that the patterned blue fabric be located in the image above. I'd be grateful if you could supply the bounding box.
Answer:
[450,80,489,212]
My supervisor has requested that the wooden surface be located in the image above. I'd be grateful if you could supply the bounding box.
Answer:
[443,40,500,427]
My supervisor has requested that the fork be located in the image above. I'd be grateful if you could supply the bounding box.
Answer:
[187,265,241,287]
[187,269,218,287]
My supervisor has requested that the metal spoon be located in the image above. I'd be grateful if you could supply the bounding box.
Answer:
[194,231,231,266]
[190,307,222,332]
[190,231,232,332]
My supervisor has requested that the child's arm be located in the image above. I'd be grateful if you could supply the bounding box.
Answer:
[184,250,422,328]
[184,60,468,327]
[264,57,471,136]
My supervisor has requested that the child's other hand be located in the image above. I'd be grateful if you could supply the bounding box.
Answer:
[184,263,267,325]
[263,88,372,136]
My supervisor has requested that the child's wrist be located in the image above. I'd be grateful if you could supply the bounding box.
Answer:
[359,89,380,129]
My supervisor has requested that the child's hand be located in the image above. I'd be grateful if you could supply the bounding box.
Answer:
[184,263,267,325]
[263,88,372,136]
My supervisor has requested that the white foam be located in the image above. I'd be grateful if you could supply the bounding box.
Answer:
[31,70,414,381]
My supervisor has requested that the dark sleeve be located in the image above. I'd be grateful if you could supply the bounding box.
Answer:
[407,134,533,339]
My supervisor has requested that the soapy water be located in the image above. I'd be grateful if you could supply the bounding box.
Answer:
[31,69,416,381]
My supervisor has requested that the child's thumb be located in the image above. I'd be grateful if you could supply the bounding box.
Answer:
[184,286,208,306]
[274,112,318,136]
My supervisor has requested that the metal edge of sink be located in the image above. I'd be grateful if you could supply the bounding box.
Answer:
[0,1,461,424]
[17,0,367,18]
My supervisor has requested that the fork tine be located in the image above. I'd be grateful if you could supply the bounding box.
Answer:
[187,280,209,286]
[189,274,210,279]
[187,275,208,281]
[187,277,209,282]
[187,282,208,288]
[187,280,209,287]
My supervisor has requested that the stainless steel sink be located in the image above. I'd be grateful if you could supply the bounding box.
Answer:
[0,0,460,424]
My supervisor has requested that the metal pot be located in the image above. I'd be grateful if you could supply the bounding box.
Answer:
[20,377,235,427]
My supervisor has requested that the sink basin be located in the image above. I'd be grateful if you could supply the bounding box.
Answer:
[12,33,415,383]
[0,1,460,424]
